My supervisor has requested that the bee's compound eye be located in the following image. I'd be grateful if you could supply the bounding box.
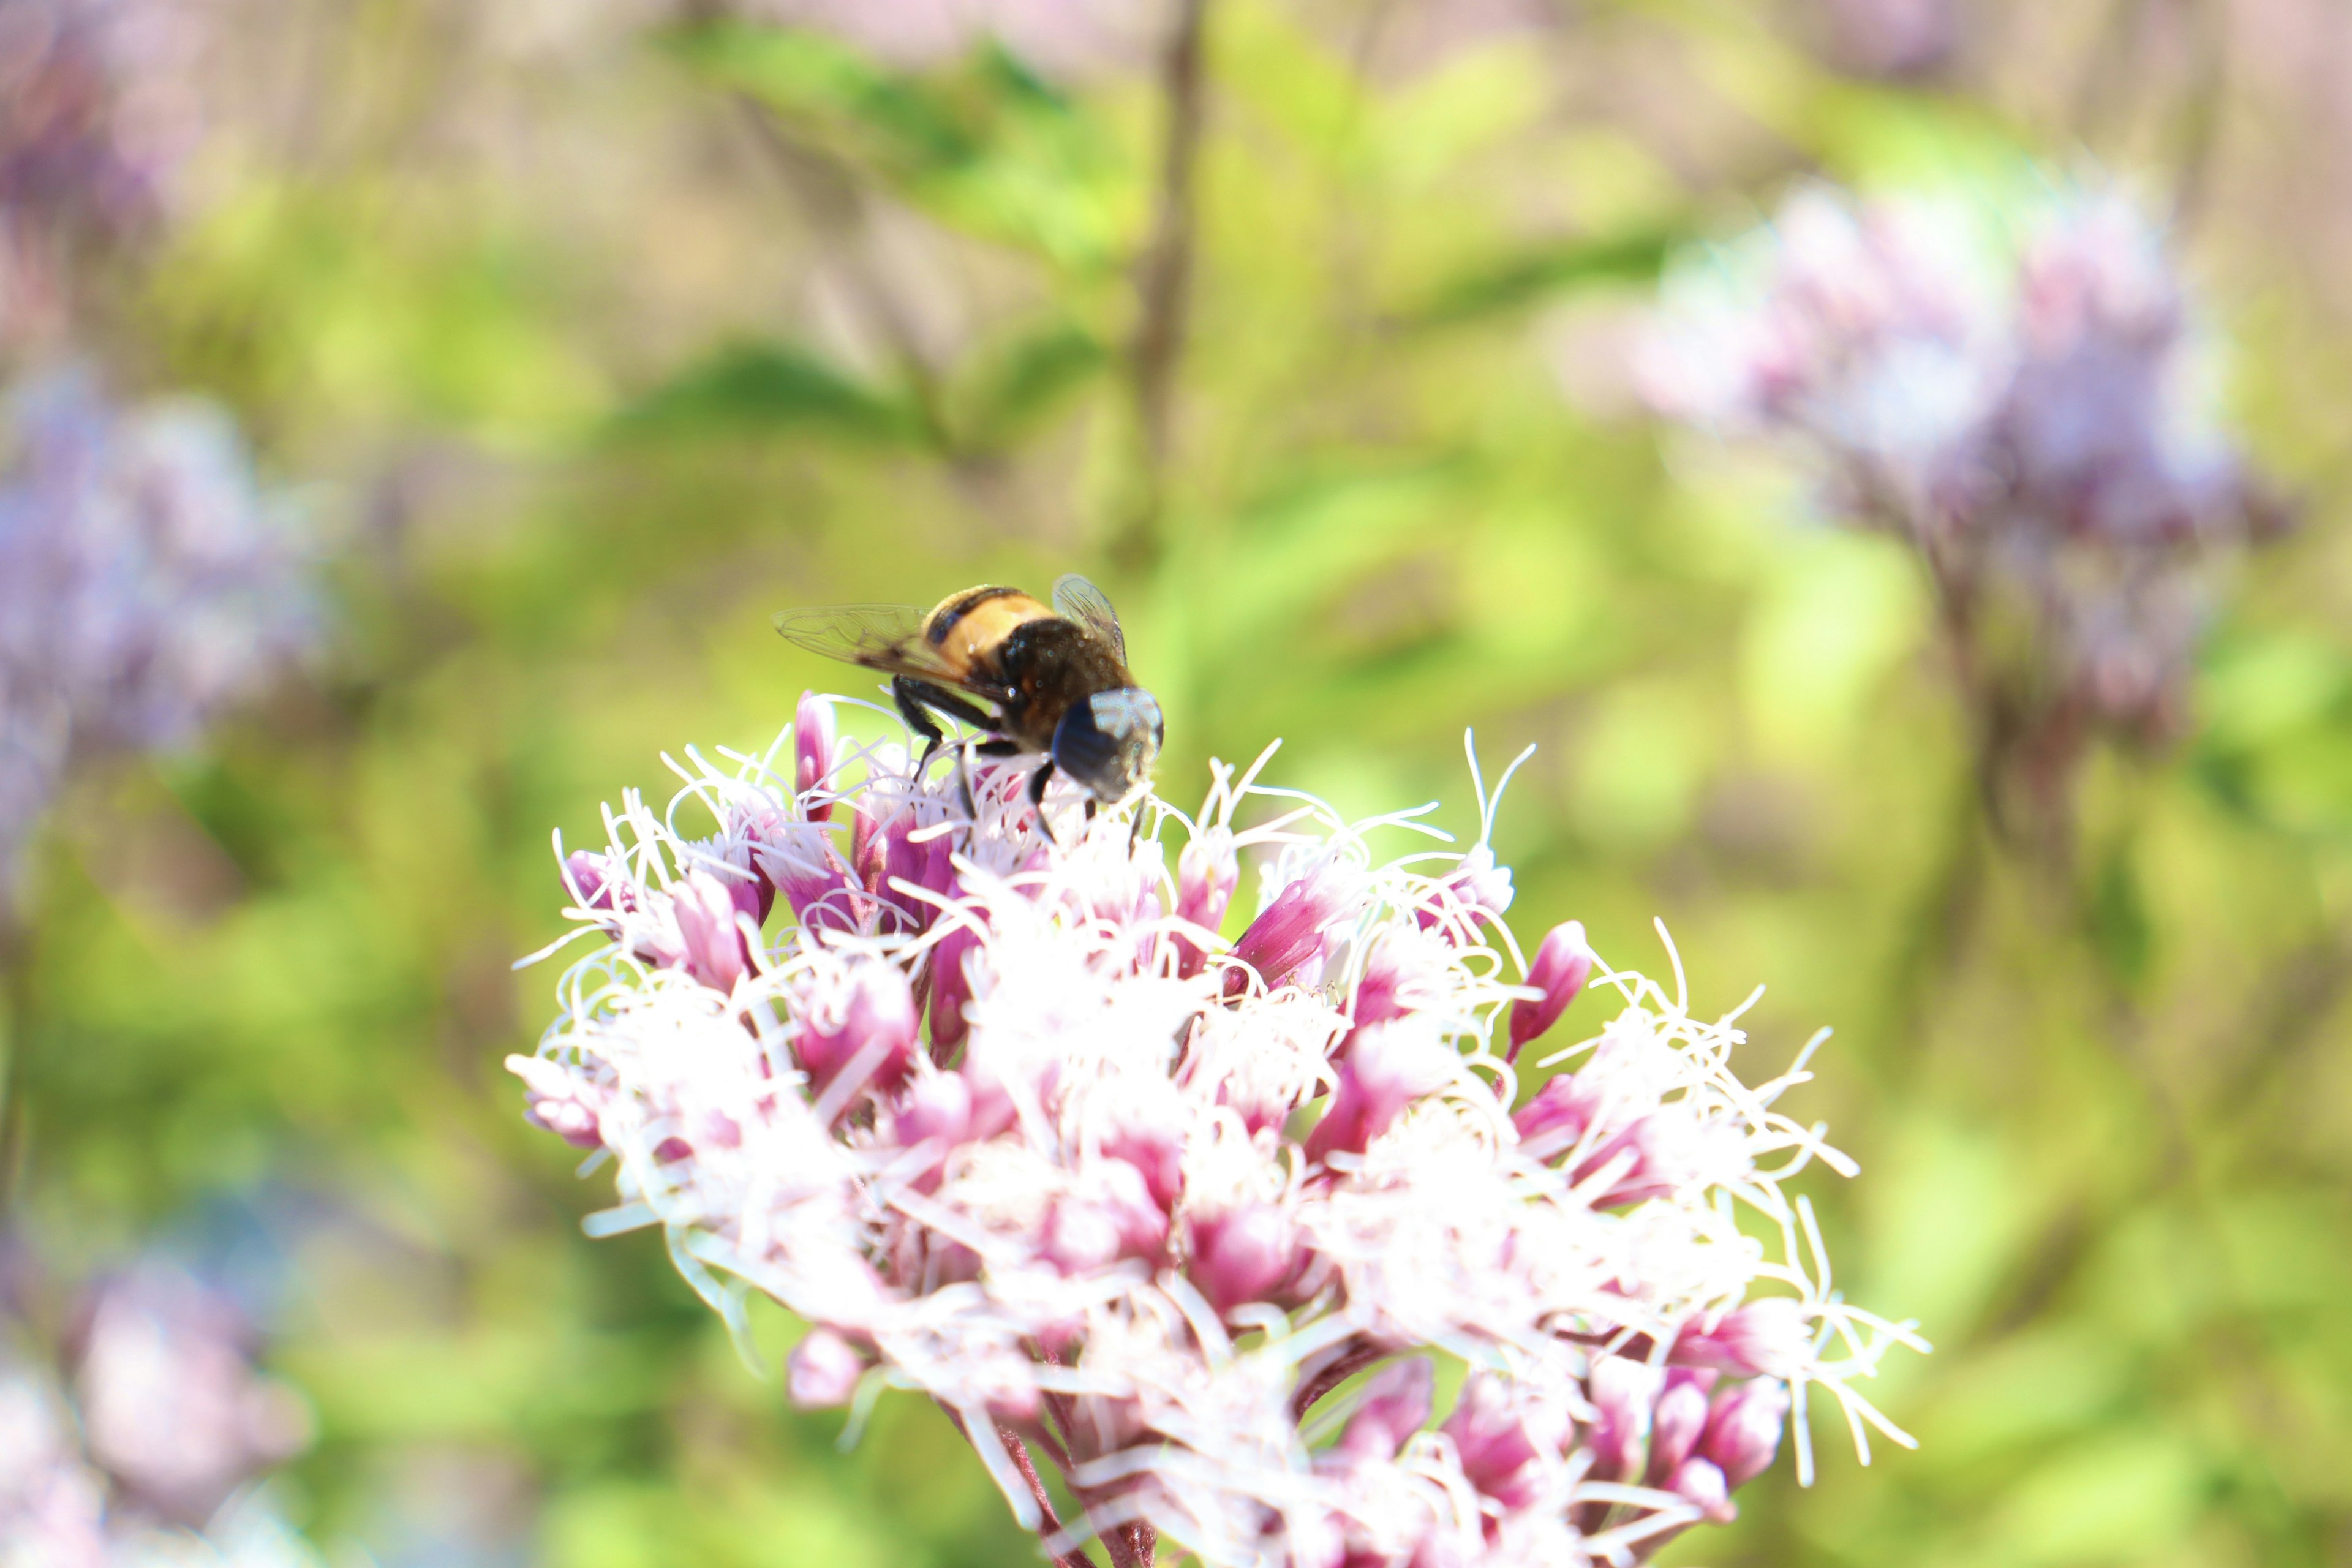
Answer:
[1089,688,1162,748]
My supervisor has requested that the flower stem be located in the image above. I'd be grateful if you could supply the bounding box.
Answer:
[1113,0,1213,572]
[938,1401,1100,1568]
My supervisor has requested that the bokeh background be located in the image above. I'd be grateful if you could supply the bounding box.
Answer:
[4,1,2351,1564]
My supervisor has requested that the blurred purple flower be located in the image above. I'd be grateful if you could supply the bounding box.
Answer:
[1,1321,322,1566]
[0,0,208,343]
[0,1354,111,1567]
[0,365,316,900]
[1811,0,1958,78]
[74,1265,314,1526]
[1640,179,2286,838]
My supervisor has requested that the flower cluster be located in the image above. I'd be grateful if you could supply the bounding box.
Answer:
[0,0,206,347]
[0,1265,318,1567]
[0,366,315,899]
[510,695,1921,1567]
[1809,0,1957,79]
[1641,181,2285,766]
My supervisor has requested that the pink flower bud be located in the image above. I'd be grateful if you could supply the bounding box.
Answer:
[786,1327,867,1409]
[795,962,919,1107]
[958,1062,1019,1144]
[562,850,618,913]
[1507,921,1590,1060]
[1454,850,1515,922]
[1672,1297,1809,1379]
[795,691,838,823]
[922,826,958,900]
[1415,845,1515,940]
[780,853,861,936]
[1215,1079,1295,1139]
[1227,861,1357,993]
[673,871,753,992]
[1510,1071,1602,1162]
[1173,832,1240,978]
[927,921,983,1058]
[1664,1455,1735,1524]
[1187,1205,1300,1317]
[1041,1199,1125,1275]
[733,862,775,928]
[1344,937,1415,1032]
[1441,1376,1550,1509]
[889,1070,973,1191]
[719,815,780,928]
[1698,1378,1789,1489]
[931,1239,984,1287]
[1102,1124,1184,1211]
[507,1055,606,1150]
[882,813,936,933]
[1305,1022,1455,1165]
[1644,1368,1717,1485]
[1040,1161,1167,1275]
[1335,1358,1433,1462]
[1584,1355,1662,1482]
[852,805,884,893]
[1578,1116,1687,1208]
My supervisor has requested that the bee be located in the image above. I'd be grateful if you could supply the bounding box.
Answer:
[775,575,1164,815]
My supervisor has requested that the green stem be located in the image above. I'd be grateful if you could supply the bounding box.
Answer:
[1113,0,1213,573]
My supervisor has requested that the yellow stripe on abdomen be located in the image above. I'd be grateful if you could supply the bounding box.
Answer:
[929,592,1052,678]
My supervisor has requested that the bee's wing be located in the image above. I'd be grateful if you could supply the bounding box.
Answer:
[773,604,965,685]
[1050,573,1126,664]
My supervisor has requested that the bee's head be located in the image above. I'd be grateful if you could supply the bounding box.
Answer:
[1053,687,1164,804]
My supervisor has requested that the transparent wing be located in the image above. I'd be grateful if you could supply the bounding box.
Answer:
[1051,573,1126,663]
[772,603,962,684]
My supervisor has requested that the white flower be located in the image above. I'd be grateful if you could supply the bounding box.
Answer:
[514,701,1924,1566]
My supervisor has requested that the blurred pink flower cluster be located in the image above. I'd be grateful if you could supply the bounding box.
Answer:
[0,366,315,898]
[0,1264,317,1566]
[1642,181,2286,752]
[510,695,1921,1567]
[0,0,208,347]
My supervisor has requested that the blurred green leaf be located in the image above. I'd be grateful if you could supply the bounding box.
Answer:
[947,317,1110,448]
[610,341,930,446]
[668,21,977,168]
[668,21,1135,273]
[1390,229,1678,330]
[2088,844,2154,988]
[2192,628,2352,839]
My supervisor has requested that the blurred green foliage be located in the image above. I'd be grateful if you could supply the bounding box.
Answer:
[9,2,2352,1566]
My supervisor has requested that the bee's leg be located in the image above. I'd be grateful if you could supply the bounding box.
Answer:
[894,678,1002,777]
[954,745,978,820]
[959,737,1026,820]
[1028,758,1060,843]
[892,677,950,773]
[1084,799,1098,824]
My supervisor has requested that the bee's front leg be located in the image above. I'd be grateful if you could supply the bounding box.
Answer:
[894,677,1001,777]
[892,677,951,774]
[1028,758,1061,843]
